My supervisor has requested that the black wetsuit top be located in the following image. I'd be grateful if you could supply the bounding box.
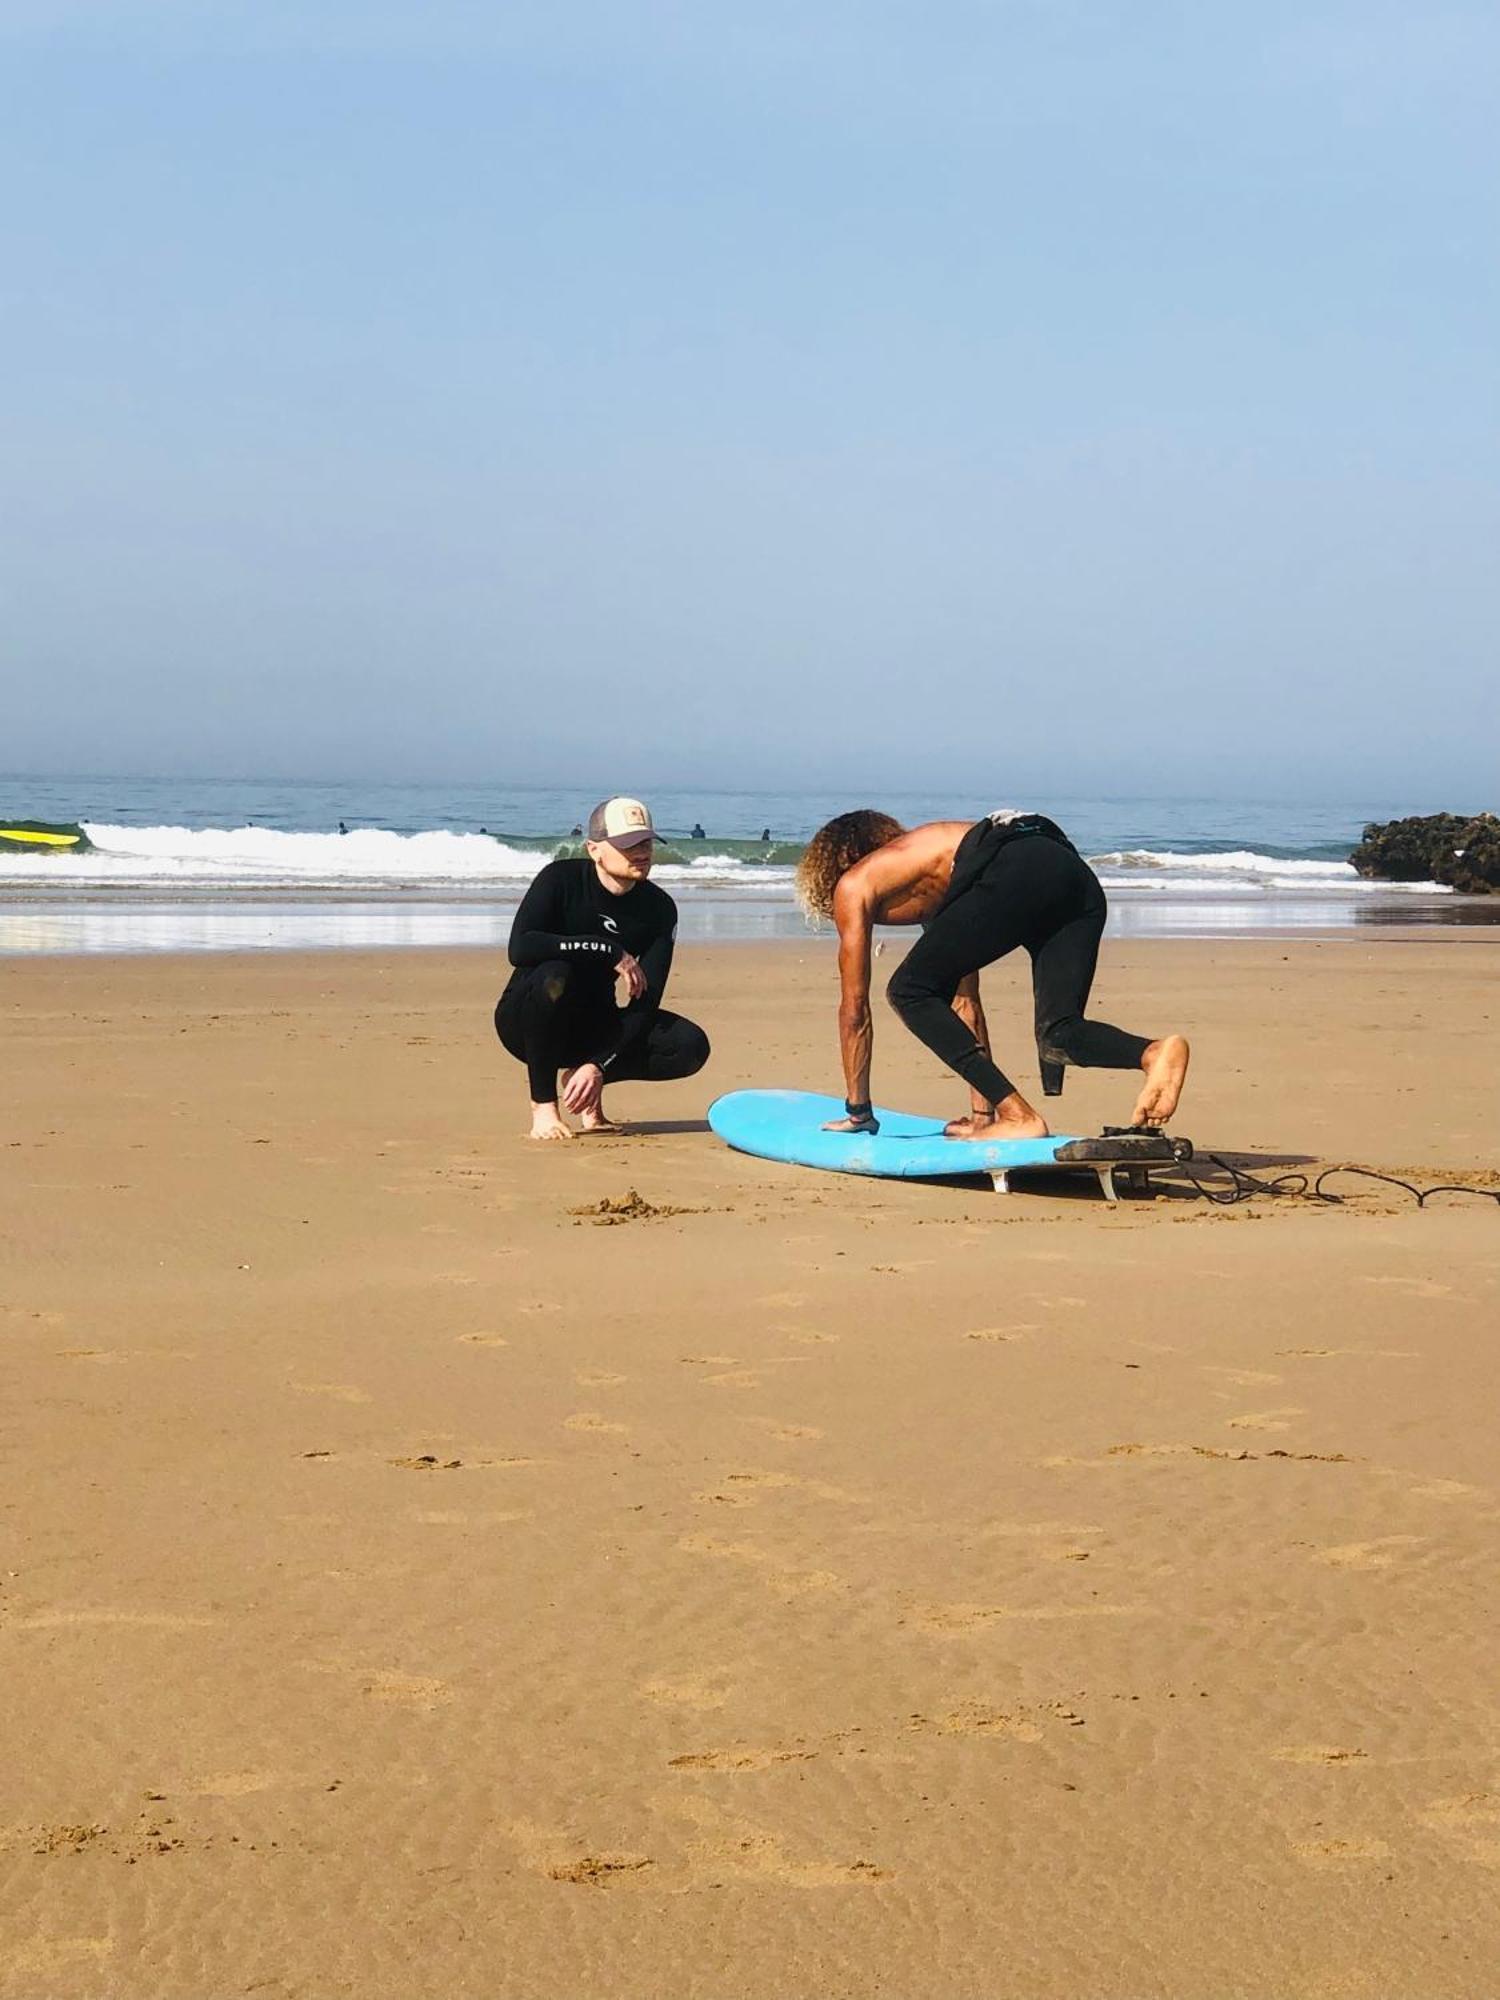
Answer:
[502,859,678,1071]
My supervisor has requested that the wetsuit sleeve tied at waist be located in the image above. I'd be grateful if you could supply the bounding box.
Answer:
[933,812,1077,919]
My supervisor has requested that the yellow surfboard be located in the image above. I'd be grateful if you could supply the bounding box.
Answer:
[0,820,89,851]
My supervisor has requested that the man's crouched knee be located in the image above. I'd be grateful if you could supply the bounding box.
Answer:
[884,961,928,1022]
[665,1018,711,1080]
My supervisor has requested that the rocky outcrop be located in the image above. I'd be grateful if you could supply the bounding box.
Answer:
[1349,813,1500,894]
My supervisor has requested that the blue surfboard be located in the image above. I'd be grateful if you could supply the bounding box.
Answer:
[707,1089,1086,1182]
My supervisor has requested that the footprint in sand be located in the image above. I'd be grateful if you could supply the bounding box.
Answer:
[1204,1367,1283,1387]
[15,1608,217,1631]
[292,1382,371,1404]
[668,1746,818,1772]
[909,1705,1042,1743]
[504,1817,655,1886]
[676,1535,844,1596]
[574,1368,627,1387]
[1360,1276,1458,1299]
[1278,1346,1418,1360]
[185,1770,286,1797]
[743,1418,825,1442]
[909,1700,1086,1742]
[681,1354,741,1368]
[5,1940,114,1977]
[640,1679,730,1712]
[663,1793,891,1886]
[1274,1746,1368,1765]
[458,1332,509,1347]
[60,1346,198,1365]
[965,1324,1038,1343]
[412,1508,531,1526]
[1314,1536,1424,1569]
[361,1669,453,1710]
[755,1292,810,1310]
[980,1519,1105,1543]
[1226,1408,1306,1432]
[1406,1478,1487,1502]
[716,1469,863,1504]
[1290,1836,1392,1868]
[1417,1792,1500,1868]
[564,1412,629,1435]
[1047,1442,1248,1466]
[913,1601,1142,1633]
[547,1853,656,1885]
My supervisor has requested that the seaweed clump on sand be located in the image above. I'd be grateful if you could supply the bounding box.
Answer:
[1349,813,1500,894]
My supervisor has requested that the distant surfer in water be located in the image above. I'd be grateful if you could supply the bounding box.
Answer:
[795,810,1189,1139]
[495,796,710,1140]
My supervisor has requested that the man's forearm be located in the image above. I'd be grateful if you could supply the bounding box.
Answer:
[838,1007,874,1106]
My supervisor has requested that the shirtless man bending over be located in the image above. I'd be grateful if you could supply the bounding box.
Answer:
[795,809,1190,1139]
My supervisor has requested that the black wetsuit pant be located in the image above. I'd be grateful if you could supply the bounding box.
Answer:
[495,960,709,1104]
[885,836,1151,1106]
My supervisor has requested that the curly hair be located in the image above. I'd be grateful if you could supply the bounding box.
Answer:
[795,810,907,923]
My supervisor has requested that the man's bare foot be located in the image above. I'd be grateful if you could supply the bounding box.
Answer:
[528,1103,573,1141]
[575,1105,622,1135]
[558,1067,619,1133]
[1132,1035,1190,1125]
[944,1093,1050,1141]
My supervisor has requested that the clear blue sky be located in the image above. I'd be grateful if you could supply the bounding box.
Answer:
[5,2,1497,800]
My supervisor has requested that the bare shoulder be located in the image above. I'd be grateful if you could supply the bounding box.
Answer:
[917,819,976,853]
[870,820,971,877]
[831,865,877,925]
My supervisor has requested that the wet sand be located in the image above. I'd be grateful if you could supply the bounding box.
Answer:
[2,936,1498,1999]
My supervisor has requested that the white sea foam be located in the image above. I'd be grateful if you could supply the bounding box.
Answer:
[0,823,1447,898]
[1089,848,1354,878]
[58,823,547,884]
[1088,849,1449,895]
[12,822,771,889]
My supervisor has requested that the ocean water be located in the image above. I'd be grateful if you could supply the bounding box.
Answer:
[0,776,1480,957]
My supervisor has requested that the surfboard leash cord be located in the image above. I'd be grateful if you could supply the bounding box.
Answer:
[1179,1157,1500,1211]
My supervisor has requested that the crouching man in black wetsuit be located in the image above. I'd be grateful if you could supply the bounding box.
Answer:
[795,809,1190,1140]
[496,796,709,1140]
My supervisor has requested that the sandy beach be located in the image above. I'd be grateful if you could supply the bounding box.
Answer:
[3,933,1498,2000]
